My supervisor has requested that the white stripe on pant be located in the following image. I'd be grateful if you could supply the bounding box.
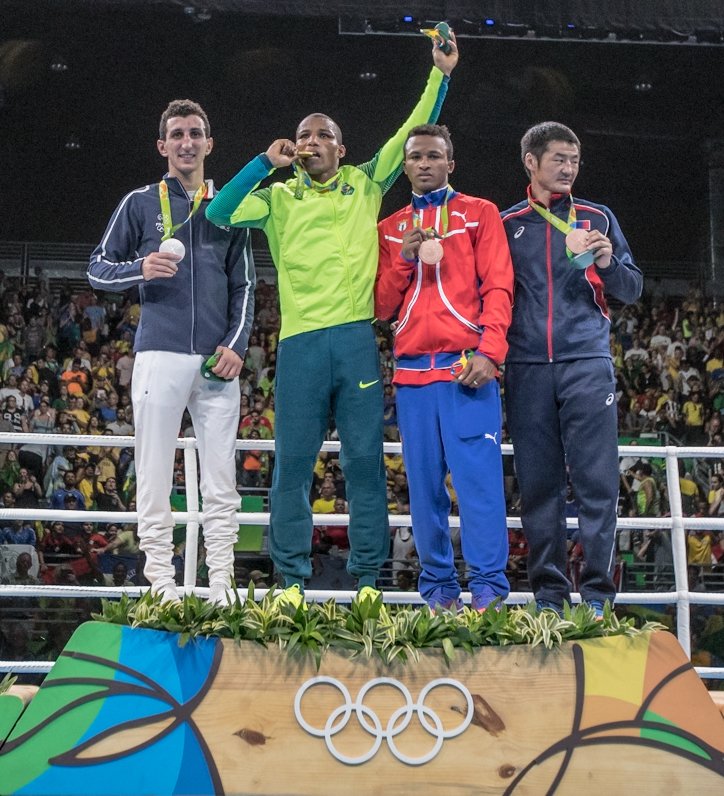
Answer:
[132,351,240,593]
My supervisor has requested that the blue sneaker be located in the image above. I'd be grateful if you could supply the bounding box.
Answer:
[588,600,607,621]
[471,589,503,613]
[428,596,464,615]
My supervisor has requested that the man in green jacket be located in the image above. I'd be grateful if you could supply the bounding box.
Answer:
[207,36,459,602]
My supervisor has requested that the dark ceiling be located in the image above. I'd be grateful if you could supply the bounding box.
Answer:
[1,1,723,269]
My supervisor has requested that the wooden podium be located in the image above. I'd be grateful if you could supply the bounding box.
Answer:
[0,622,722,795]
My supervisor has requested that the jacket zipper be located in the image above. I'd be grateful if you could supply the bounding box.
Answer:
[546,222,553,362]
[188,191,196,353]
[330,194,355,314]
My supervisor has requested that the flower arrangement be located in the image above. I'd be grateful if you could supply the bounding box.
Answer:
[96,588,665,668]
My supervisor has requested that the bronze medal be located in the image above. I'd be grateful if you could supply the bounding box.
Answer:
[565,228,589,254]
[418,238,444,264]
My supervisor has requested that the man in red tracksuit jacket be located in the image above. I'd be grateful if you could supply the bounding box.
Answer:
[375,124,514,612]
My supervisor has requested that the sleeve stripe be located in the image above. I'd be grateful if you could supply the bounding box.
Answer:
[226,242,253,350]
[90,185,151,286]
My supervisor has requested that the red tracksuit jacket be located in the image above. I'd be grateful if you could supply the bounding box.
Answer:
[375,190,514,385]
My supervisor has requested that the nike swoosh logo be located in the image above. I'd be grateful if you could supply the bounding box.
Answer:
[359,379,380,389]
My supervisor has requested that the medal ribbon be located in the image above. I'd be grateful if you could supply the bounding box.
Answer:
[293,163,339,200]
[411,186,454,239]
[528,195,579,261]
[158,180,208,241]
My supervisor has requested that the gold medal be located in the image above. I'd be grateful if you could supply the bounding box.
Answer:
[418,238,444,264]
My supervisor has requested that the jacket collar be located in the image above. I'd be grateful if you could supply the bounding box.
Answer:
[527,184,571,212]
[162,174,215,198]
[411,184,456,210]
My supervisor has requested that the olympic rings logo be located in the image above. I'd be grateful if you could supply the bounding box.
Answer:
[293,676,473,766]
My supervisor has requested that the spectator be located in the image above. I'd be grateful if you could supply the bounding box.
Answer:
[687,530,714,569]
[312,482,337,514]
[77,463,99,508]
[12,467,43,508]
[708,473,724,516]
[239,407,272,438]
[16,378,36,414]
[96,476,126,512]
[682,388,706,445]
[391,525,417,577]
[0,520,36,546]
[104,560,134,587]
[103,522,140,557]
[6,552,39,586]
[59,358,89,396]
[2,395,28,432]
[115,349,134,390]
[0,450,21,493]
[240,428,268,488]
[633,462,661,518]
[41,521,77,567]
[243,334,266,381]
[105,406,133,436]
[50,471,86,511]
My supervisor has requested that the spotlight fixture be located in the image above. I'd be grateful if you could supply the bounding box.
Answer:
[634,76,653,92]
[183,5,211,23]
[50,56,68,73]
[64,134,81,151]
[358,71,377,81]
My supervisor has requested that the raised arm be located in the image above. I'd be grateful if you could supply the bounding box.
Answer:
[359,35,459,193]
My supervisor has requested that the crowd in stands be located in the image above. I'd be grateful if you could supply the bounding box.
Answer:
[0,267,723,665]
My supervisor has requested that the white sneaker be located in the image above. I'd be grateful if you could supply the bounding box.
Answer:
[208,583,242,607]
[152,583,181,604]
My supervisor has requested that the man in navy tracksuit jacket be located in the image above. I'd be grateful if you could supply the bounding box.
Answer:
[88,100,255,605]
[501,122,642,615]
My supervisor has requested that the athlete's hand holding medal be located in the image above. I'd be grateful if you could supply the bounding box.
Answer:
[143,179,207,280]
[401,227,444,264]
[265,139,315,169]
[584,229,613,268]
[529,195,614,270]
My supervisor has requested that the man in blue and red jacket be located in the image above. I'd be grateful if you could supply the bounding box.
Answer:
[376,124,513,612]
[501,121,642,617]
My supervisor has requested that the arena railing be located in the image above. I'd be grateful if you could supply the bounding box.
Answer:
[0,433,722,680]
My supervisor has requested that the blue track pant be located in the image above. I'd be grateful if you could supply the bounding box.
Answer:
[396,379,509,605]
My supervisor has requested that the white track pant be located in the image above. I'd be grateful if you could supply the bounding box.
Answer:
[132,351,240,593]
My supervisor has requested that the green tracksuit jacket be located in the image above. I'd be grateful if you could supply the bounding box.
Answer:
[206,67,449,340]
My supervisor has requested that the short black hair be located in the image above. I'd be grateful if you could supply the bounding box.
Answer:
[295,113,343,144]
[404,123,454,159]
[520,121,580,177]
[159,99,210,139]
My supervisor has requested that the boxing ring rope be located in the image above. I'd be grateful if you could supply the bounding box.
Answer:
[1,433,723,679]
